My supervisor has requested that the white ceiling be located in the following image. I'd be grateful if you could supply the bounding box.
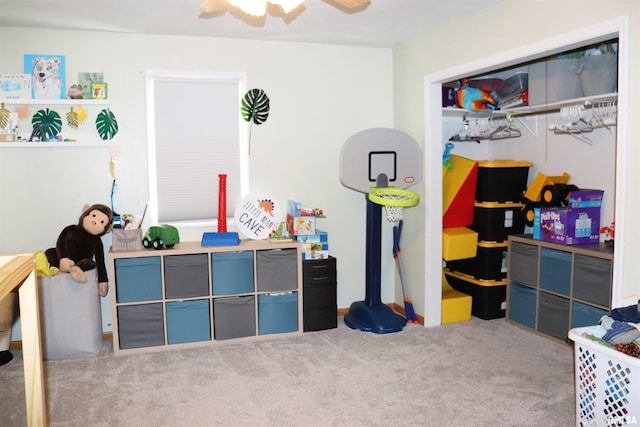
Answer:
[0,0,502,48]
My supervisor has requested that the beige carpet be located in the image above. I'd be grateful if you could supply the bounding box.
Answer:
[1,317,575,426]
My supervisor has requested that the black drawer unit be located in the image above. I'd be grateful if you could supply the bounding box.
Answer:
[302,256,337,331]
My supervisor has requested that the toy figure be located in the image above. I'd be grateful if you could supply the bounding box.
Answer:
[45,203,113,297]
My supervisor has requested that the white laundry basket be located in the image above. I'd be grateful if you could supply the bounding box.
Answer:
[569,327,639,427]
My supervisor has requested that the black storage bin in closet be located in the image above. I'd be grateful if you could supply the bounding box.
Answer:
[117,303,165,349]
[164,254,209,299]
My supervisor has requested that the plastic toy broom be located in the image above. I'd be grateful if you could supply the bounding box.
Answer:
[393,220,417,323]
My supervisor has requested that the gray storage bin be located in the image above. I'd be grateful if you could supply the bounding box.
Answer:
[164,254,209,299]
[537,292,570,340]
[38,270,103,360]
[213,296,256,340]
[256,249,298,292]
[117,303,165,349]
[508,241,538,286]
[572,254,612,307]
[539,247,571,296]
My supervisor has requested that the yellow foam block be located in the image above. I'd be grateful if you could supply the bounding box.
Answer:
[443,227,478,261]
[442,270,472,324]
[442,287,472,324]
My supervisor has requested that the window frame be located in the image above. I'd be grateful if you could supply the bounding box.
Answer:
[144,69,249,229]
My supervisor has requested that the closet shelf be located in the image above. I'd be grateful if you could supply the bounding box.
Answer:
[442,92,617,118]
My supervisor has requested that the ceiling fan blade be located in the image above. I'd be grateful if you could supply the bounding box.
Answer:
[332,0,369,8]
[199,0,228,14]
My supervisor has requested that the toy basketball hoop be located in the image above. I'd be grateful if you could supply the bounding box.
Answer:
[369,187,420,223]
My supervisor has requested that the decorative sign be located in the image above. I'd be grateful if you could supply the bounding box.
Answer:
[234,193,282,240]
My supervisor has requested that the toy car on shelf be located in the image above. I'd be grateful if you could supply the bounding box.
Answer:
[521,172,579,226]
[142,225,180,250]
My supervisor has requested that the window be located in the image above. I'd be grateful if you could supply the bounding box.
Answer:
[145,70,248,227]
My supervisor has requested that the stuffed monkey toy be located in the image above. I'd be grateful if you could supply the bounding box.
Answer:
[45,203,113,297]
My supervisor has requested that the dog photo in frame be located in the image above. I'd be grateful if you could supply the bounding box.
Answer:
[24,54,66,99]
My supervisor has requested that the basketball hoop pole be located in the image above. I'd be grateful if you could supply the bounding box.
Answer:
[343,181,407,334]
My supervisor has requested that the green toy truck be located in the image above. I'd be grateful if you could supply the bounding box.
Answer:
[142,225,180,250]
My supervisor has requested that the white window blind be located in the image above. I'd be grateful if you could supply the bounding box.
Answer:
[146,70,247,225]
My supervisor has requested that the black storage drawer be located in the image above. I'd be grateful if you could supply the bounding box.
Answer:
[302,256,336,276]
[302,256,337,332]
[303,281,337,310]
[304,308,338,332]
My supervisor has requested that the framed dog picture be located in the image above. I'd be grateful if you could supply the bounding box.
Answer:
[24,54,66,99]
[90,82,107,100]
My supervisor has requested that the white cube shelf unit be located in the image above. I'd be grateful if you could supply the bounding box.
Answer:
[108,239,303,356]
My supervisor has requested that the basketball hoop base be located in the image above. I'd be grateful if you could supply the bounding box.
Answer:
[344,301,407,334]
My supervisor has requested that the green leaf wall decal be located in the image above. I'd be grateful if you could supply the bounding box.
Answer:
[96,108,118,140]
[32,108,62,138]
[241,88,270,125]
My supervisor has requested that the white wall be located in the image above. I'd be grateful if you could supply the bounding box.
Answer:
[392,1,640,320]
[0,27,397,334]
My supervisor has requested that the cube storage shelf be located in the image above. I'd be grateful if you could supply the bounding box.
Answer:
[506,234,613,343]
[108,240,302,356]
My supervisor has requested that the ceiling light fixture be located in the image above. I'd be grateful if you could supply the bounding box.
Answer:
[199,0,369,17]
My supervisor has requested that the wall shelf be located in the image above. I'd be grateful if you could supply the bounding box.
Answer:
[0,98,108,106]
[0,98,111,147]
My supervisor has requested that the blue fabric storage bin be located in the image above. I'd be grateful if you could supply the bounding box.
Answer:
[211,251,254,295]
[571,301,608,329]
[166,299,211,344]
[258,292,298,335]
[508,282,537,329]
[115,257,162,303]
[539,247,571,296]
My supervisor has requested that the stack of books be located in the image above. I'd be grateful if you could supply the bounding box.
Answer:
[296,231,329,260]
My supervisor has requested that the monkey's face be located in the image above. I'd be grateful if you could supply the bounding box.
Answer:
[83,209,111,236]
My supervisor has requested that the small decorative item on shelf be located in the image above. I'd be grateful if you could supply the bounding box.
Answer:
[269,222,292,242]
[90,82,107,100]
[78,72,104,99]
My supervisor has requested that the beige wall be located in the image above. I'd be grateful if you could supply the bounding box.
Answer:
[0,27,396,334]
[393,0,640,318]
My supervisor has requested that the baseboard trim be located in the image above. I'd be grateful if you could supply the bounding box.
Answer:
[8,306,422,350]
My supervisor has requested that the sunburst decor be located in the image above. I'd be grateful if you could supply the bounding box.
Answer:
[76,104,88,125]
[16,104,30,120]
